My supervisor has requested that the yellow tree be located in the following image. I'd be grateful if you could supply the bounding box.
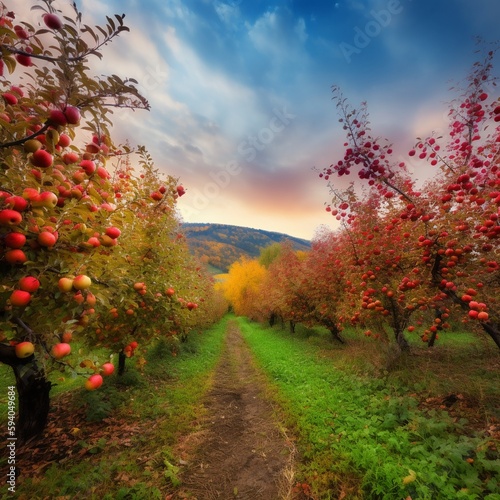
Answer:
[222,258,266,317]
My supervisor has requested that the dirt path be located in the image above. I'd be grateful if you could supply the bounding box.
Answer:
[174,320,297,500]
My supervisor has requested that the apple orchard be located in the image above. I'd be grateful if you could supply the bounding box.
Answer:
[0,1,226,442]
[221,51,500,353]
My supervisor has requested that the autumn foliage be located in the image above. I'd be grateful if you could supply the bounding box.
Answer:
[223,51,500,353]
[0,0,226,441]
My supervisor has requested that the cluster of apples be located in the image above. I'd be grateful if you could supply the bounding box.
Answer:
[123,341,138,358]
[9,276,40,308]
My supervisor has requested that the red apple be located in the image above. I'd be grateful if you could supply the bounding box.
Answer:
[2,93,18,105]
[4,195,28,211]
[43,13,63,30]
[84,374,103,391]
[58,133,71,148]
[5,249,27,265]
[15,341,35,358]
[80,159,96,175]
[61,331,73,343]
[22,187,40,201]
[31,149,53,168]
[15,54,32,67]
[19,276,40,293]
[165,287,175,296]
[37,231,57,247]
[64,106,80,125]
[5,232,26,248]
[51,342,71,359]
[176,185,186,197]
[100,363,115,376]
[10,290,31,307]
[0,209,22,226]
[63,152,79,164]
[105,226,121,239]
[48,109,67,127]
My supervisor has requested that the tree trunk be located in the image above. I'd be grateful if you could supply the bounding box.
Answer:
[327,323,345,344]
[289,320,296,334]
[118,350,126,376]
[395,330,410,352]
[269,312,276,327]
[0,344,51,444]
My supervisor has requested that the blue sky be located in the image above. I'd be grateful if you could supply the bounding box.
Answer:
[75,0,500,239]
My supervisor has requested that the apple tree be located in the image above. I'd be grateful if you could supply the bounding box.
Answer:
[318,51,500,350]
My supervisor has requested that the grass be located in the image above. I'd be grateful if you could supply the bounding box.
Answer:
[237,317,500,500]
[1,316,229,499]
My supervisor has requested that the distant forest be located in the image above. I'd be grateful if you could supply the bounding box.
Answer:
[181,223,311,273]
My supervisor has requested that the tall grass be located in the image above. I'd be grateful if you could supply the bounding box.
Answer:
[238,317,500,499]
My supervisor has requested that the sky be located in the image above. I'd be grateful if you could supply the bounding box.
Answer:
[20,0,500,240]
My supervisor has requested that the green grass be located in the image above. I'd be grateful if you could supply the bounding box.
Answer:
[237,317,500,500]
[1,316,229,499]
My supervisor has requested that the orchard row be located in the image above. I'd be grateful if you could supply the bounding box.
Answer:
[0,1,226,442]
[223,52,500,351]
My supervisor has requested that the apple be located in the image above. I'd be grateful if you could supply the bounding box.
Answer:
[35,191,58,209]
[5,196,28,211]
[63,152,79,164]
[100,363,115,377]
[15,341,35,358]
[176,185,186,197]
[150,191,163,201]
[73,292,85,305]
[80,159,96,175]
[2,92,18,105]
[19,276,40,293]
[64,106,80,125]
[58,277,74,292]
[5,249,27,265]
[86,292,97,307]
[58,133,71,148]
[22,187,40,201]
[5,232,26,248]
[133,282,145,291]
[100,234,117,247]
[48,109,67,127]
[31,149,53,168]
[96,166,110,179]
[37,231,57,247]
[0,209,22,226]
[43,13,63,30]
[14,25,30,39]
[478,311,489,321]
[73,274,91,290]
[51,342,71,359]
[165,287,175,297]
[10,290,32,307]
[61,331,73,343]
[84,374,103,391]
[16,54,32,67]
[105,226,121,239]
[86,236,101,247]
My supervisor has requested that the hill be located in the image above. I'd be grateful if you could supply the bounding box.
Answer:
[181,222,311,273]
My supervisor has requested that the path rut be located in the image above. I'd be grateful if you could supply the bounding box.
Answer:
[174,320,296,500]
